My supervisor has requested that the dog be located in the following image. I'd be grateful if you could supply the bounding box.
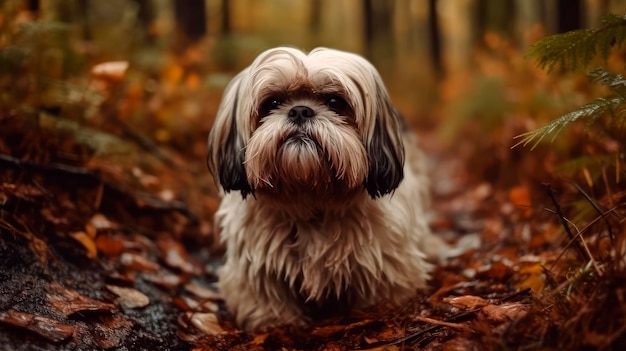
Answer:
[206,47,445,331]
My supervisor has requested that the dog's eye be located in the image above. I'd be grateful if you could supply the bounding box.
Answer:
[326,96,347,113]
[259,97,282,117]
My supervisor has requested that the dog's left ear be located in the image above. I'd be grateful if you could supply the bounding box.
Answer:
[364,84,405,199]
[207,73,253,198]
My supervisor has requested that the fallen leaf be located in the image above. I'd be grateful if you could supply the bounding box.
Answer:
[477,261,514,280]
[158,236,201,274]
[174,295,219,312]
[92,314,134,349]
[186,72,201,90]
[480,302,529,323]
[91,61,129,82]
[0,310,75,343]
[143,270,184,290]
[131,167,161,187]
[70,231,98,259]
[89,213,117,231]
[85,223,98,238]
[310,324,348,338]
[509,185,532,212]
[106,285,150,309]
[119,252,160,272]
[185,282,222,301]
[251,333,269,346]
[515,263,546,295]
[188,312,223,335]
[443,295,489,309]
[47,283,117,316]
[95,235,126,257]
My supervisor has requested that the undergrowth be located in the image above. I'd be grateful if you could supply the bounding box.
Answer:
[518,13,626,350]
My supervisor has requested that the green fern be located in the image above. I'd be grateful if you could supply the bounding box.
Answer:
[512,70,626,150]
[526,14,626,72]
[516,13,626,151]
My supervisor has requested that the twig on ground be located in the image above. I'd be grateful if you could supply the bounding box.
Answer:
[571,181,616,243]
[544,183,589,261]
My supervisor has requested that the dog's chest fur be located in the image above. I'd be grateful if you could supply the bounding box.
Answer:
[216,192,421,312]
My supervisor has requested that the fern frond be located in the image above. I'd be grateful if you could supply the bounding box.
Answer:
[526,14,626,72]
[587,68,626,98]
[512,95,624,150]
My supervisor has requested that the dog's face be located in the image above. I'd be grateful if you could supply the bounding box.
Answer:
[207,47,405,204]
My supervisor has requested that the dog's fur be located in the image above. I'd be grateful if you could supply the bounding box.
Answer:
[207,47,443,331]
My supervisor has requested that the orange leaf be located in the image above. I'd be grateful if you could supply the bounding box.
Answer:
[164,63,184,86]
[95,235,125,257]
[509,185,532,207]
[91,61,129,83]
[515,263,546,294]
[70,231,98,259]
[186,73,201,91]
[509,185,533,217]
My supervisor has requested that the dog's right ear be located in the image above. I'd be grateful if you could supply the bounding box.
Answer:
[207,73,253,198]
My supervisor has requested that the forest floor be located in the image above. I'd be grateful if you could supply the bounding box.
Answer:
[1,99,624,350]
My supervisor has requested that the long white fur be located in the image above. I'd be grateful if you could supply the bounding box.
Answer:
[207,47,443,331]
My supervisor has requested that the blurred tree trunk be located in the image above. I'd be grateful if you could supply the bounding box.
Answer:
[133,0,155,44]
[25,0,40,17]
[544,0,582,34]
[310,0,322,32]
[438,0,474,75]
[476,0,515,39]
[583,0,609,27]
[363,0,374,56]
[514,0,543,47]
[362,0,394,59]
[77,0,91,41]
[221,0,231,35]
[428,0,443,76]
[557,0,581,32]
[174,0,207,44]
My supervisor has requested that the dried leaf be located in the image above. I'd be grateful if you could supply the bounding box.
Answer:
[443,295,490,309]
[131,167,161,187]
[48,283,116,316]
[85,223,98,238]
[515,263,546,294]
[119,252,160,272]
[91,61,129,82]
[95,235,126,257]
[310,324,348,338]
[509,185,532,207]
[89,213,117,231]
[70,231,98,259]
[143,270,184,290]
[158,236,201,274]
[106,285,150,309]
[480,302,529,323]
[185,282,222,301]
[174,295,218,313]
[92,314,134,349]
[251,333,269,346]
[477,261,515,280]
[188,312,224,335]
[0,310,75,343]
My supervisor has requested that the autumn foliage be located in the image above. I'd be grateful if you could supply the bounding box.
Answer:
[0,3,625,351]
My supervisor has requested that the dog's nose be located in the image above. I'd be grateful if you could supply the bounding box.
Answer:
[288,106,315,123]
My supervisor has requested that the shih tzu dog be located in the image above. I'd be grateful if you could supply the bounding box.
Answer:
[207,47,446,331]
